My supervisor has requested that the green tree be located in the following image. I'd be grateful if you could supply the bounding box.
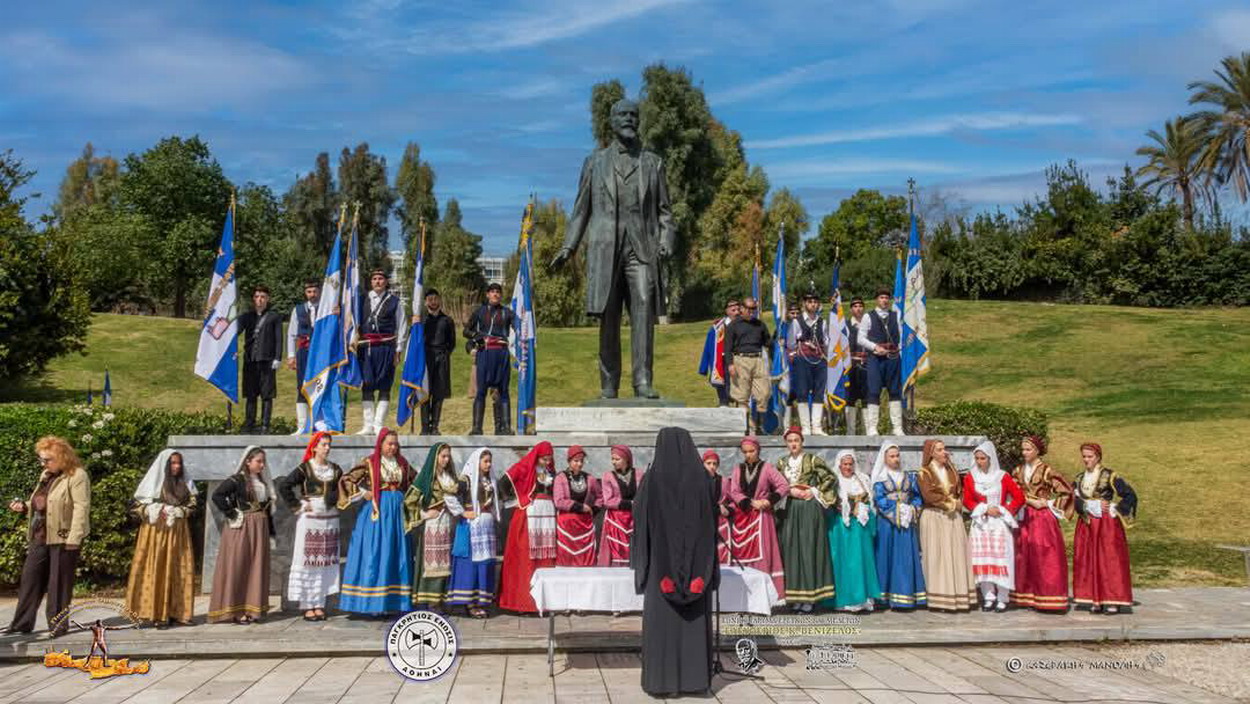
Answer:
[337,143,395,274]
[54,142,120,221]
[427,199,486,313]
[802,189,908,278]
[765,187,808,272]
[284,152,340,258]
[59,205,155,311]
[590,79,627,148]
[1136,116,1211,230]
[119,136,232,317]
[234,183,316,314]
[0,151,91,379]
[691,162,769,309]
[395,142,439,250]
[528,199,586,326]
[1188,51,1250,201]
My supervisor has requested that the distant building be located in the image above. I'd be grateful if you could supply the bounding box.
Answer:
[387,250,407,299]
[477,256,506,287]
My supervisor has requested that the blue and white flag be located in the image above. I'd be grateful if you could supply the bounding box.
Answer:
[302,215,348,432]
[901,211,931,403]
[396,229,429,428]
[194,198,239,403]
[892,248,905,324]
[510,201,538,435]
[824,263,851,411]
[339,212,363,391]
[102,369,113,407]
[766,237,789,434]
[751,251,761,309]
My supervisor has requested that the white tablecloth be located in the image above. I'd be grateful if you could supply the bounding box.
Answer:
[529,566,778,616]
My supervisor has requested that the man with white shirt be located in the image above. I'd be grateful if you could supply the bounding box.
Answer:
[856,288,903,436]
[787,290,827,436]
[356,269,405,435]
[285,280,320,435]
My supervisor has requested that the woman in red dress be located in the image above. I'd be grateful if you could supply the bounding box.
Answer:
[597,445,643,567]
[1010,435,1073,612]
[1072,443,1137,615]
[554,445,599,567]
[498,442,557,613]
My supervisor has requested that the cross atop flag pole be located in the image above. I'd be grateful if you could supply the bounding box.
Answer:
[510,198,538,435]
[901,192,931,407]
[194,194,239,403]
[396,219,430,429]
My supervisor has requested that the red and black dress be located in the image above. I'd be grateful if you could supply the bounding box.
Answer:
[554,470,599,566]
[1072,466,1136,610]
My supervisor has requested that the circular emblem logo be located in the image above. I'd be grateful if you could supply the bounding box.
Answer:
[386,611,458,681]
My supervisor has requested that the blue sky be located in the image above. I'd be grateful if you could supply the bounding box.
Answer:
[3,0,1247,253]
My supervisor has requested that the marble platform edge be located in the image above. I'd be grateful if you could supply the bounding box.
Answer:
[3,624,1247,661]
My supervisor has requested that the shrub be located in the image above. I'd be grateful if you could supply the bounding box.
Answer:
[912,400,1048,471]
[0,403,293,587]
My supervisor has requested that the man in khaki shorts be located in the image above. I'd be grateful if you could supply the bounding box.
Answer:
[723,296,773,434]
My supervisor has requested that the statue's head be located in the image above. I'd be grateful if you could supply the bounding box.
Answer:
[610,99,640,143]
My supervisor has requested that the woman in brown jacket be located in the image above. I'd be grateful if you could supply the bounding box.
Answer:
[1,436,91,637]
[916,439,975,612]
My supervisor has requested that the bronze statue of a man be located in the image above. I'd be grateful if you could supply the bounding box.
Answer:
[551,99,676,399]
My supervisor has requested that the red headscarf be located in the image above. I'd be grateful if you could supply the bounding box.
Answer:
[567,445,587,462]
[302,431,332,463]
[1080,442,1103,460]
[783,426,803,440]
[610,444,633,468]
[739,436,760,451]
[1024,434,1048,457]
[507,441,554,509]
[367,427,412,517]
[701,450,720,464]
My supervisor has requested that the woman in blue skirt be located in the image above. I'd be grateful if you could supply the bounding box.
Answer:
[337,427,415,614]
[823,450,882,612]
[446,448,499,618]
[870,440,927,610]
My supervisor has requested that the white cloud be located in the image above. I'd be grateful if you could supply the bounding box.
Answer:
[749,112,1083,149]
[766,157,962,181]
[0,28,309,112]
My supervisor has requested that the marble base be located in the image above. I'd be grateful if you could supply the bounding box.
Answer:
[537,405,740,433]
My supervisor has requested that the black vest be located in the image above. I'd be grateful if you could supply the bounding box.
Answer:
[364,294,399,335]
[295,303,313,338]
[867,310,900,346]
[848,318,862,355]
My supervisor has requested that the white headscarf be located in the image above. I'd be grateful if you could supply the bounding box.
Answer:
[971,440,1004,493]
[870,439,902,486]
[459,448,500,520]
[234,445,277,502]
[134,448,195,504]
[834,450,867,498]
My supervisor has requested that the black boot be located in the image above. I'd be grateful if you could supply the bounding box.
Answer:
[420,403,433,435]
[243,398,258,434]
[494,397,513,435]
[469,397,485,435]
[431,399,444,435]
[260,399,273,435]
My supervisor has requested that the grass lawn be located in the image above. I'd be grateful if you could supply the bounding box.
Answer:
[4,300,1249,587]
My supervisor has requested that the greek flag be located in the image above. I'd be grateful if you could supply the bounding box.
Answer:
[396,232,429,428]
[510,201,537,435]
[301,217,348,432]
[194,198,239,403]
[901,211,931,401]
[339,214,363,390]
[766,237,789,434]
[102,369,113,407]
[825,263,851,411]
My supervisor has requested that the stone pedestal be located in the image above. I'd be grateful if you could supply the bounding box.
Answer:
[537,405,743,433]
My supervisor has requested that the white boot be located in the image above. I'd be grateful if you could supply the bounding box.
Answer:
[889,400,905,436]
[356,401,375,435]
[864,404,880,436]
[799,404,814,437]
[845,406,860,435]
[291,403,309,435]
[811,404,827,436]
[374,400,390,432]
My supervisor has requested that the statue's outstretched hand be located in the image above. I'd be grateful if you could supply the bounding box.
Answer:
[550,248,571,269]
[658,242,671,259]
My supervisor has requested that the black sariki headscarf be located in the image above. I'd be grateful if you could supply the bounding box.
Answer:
[631,427,719,605]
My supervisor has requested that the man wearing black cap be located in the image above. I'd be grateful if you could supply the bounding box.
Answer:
[356,269,406,435]
[787,290,827,436]
[286,279,321,435]
[856,288,903,435]
[464,282,515,435]
[420,288,455,435]
[844,296,868,433]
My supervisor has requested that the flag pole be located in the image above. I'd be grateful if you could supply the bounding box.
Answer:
[905,178,917,427]
[409,215,426,435]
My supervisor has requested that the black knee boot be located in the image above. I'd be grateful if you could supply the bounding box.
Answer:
[260,399,273,435]
[470,397,485,435]
[431,399,444,435]
[420,403,433,435]
[243,398,258,433]
[494,397,513,435]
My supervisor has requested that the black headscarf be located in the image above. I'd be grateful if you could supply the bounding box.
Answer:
[631,427,718,605]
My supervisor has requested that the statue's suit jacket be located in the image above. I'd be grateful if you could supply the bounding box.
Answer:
[563,144,677,316]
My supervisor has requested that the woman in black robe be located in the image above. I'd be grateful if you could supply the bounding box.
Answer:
[631,427,719,696]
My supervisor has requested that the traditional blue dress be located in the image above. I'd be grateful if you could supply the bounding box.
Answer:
[447,450,498,608]
[872,471,926,609]
[339,457,414,613]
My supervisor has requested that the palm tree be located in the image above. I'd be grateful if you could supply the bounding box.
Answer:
[1188,52,1250,201]
[1135,116,1212,230]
